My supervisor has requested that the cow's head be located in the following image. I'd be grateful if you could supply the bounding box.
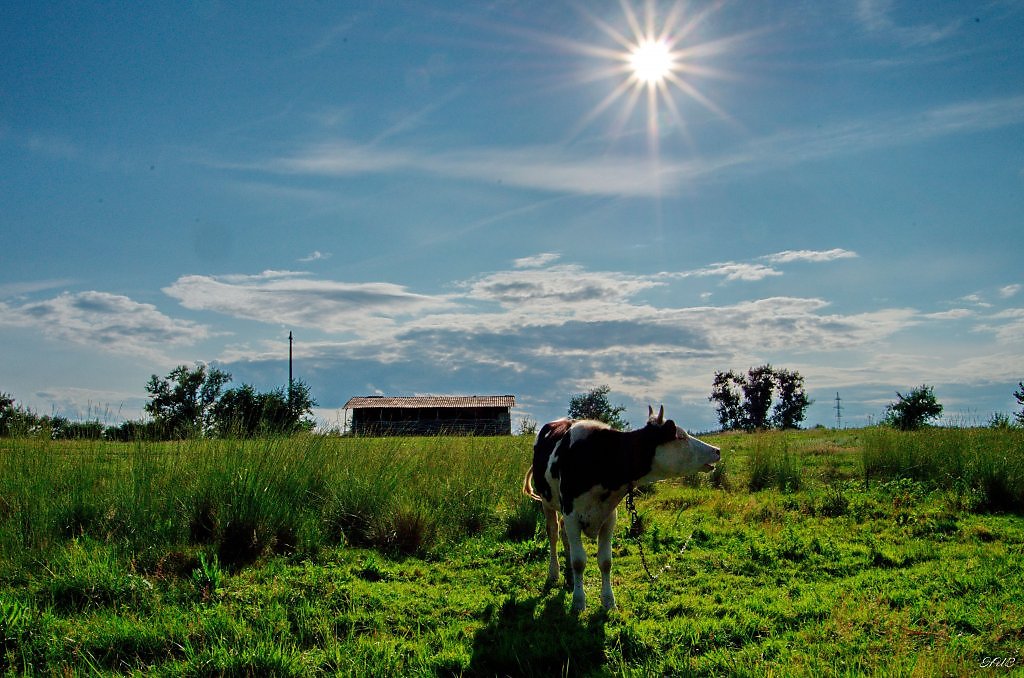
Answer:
[645,405,721,480]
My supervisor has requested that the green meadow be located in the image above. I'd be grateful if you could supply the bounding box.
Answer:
[1,428,1022,676]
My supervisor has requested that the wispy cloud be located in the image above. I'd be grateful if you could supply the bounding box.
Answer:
[762,249,859,264]
[163,270,455,334]
[0,278,77,299]
[0,291,209,362]
[960,293,993,308]
[298,250,332,263]
[297,15,367,60]
[925,308,974,321]
[974,308,1024,345]
[220,96,1024,199]
[730,96,1024,177]
[999,284,1021,299]
[463,263,664,306]
[676,262,783,282]
[250,140,672,197]
[855,0,962,46]
[514,252,561,269]
[23,134,82,161]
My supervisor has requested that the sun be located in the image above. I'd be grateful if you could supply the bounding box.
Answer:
[629,38,673,84]
[564,0,741,154]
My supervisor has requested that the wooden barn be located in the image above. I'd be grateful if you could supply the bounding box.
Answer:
[342,395,515,436]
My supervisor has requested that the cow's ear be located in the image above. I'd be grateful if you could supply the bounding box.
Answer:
[648,405,654,419]
[657,405,665,425]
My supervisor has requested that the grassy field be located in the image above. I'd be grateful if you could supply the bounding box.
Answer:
[1,428,1022,675]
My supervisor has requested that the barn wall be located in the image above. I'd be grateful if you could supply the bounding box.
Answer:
[351,407,511,436]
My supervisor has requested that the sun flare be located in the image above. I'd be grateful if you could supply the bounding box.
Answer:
[629,39,673,84]
[563,0,740,155]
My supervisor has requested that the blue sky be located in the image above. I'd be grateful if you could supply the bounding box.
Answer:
[2,1,1022,431]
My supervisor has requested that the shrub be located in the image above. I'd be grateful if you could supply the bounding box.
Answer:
[882,385,943,431]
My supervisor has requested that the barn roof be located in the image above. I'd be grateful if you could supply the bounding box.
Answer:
[343,395,515,409]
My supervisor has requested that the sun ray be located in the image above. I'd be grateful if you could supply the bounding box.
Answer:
[656,1,686,44]
[646,78,660,155]
[664,72,733,122]
[579,3,640,53]
[619,0,646,45]
[643,0,657,44]
[657,78,688,137]
[566,76,640,143]
[609,79,646,143]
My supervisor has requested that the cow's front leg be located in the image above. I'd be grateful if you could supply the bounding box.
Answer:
[564,518,587,611]
[542,504,561,587]
[598,509,617,610]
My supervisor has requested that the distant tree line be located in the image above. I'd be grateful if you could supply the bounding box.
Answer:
[1,363,316,440]
[0,392,109,440]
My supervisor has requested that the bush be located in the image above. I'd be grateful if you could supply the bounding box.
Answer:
[883,385,942,431]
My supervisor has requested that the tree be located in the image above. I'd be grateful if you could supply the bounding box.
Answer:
[516,416,538,437]
[1015,382,1024,426]
[210,384,263,437]
[0,392,14,436]
[709,370,744,431]
[709,366,812,432]
[568,385,628,430]
[145,363,232,438]
[211,380,317,437]
[883,385,943,431]
[771,369,812,430]
[741,365,776,431]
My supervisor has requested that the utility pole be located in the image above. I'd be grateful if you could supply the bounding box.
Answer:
[834,392,843,429]
[288,331,293,397]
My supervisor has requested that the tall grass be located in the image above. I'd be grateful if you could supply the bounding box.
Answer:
[862,427,1024,511]
[747,434,802,492]
[0,435,536,568]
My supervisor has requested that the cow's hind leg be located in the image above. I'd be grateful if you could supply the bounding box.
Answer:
[564,518,587,612]
[542,504,561,588]
[560,517,572,586]
[598,509,617,610]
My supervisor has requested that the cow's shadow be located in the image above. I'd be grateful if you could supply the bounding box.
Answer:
[468,590,608,676]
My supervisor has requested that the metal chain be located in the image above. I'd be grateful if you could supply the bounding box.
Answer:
[625,484,659,582]
[625,483,694,584]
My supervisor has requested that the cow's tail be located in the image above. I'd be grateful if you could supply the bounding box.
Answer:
[522,467,543,502]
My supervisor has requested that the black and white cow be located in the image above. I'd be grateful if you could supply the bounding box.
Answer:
[523,406,720,611]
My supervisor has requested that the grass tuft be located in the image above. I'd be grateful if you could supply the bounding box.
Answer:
[748,434,802,492]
